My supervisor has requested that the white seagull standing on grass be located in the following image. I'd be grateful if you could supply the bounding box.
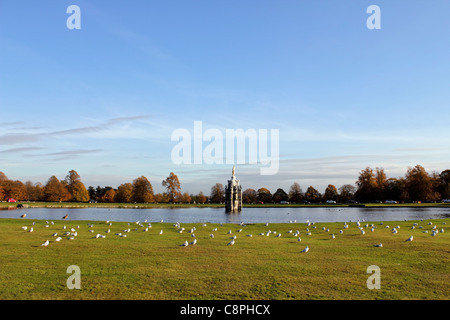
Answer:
[41,240,50,247]
[406,235,413,242]
[301,246,309,253]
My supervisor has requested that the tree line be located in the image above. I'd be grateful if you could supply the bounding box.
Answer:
[0,165,449,204]
[235,165,449,204]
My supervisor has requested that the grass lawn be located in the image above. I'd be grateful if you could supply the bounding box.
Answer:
[0,217,448,300]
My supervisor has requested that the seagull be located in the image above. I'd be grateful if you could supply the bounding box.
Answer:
[210,234,214,238]
[159,230,163,235]
[331,234,335,239]
[227,239,235,246]
[182,241,189,247]
[21,214,26,218]
[41,240,50,247]
[21,226,27,230]
[29,227,33,233]
[361,230,365,235]
[55,237,62,242]
[297,237,301,242]
[406,235,413,242]
[301,246,309,253]
[190,239,197,245]
[52,233,58,237]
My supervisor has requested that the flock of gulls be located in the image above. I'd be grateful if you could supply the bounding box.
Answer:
[18,213,446,252]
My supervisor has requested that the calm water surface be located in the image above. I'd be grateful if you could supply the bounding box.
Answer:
[1,206,449,224]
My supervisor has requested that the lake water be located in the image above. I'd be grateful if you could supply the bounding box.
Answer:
[1,206,449,224]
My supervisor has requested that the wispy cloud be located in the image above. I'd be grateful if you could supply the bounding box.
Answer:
[24,149,103,161]
[0,147,45,154]
[0,114,153,146]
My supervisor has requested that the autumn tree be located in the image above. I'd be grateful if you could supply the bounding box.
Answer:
[355,167,378,203]
[257,187,272,203]
[44,176,72,202]
[1,180,27,201]
[196,191,207,204]
[288,182,303,203]
[162,172,181,203]
[0,171,8,183]
[210,183,225,203]
[305,186,321,203]
[132,176,154,203]
[338,184,356,203]
[102,188,116,203]
[242,188,257,204]
[272,188,288,203]
[405,165,434,201]
[375,167,388,201]
[65,170,89,202]
[114,183,133,203]
[25,181,44,201]
[323,184,338,202]
[180,192,192,203]
[438,169,450,199]
[153,193,169,203]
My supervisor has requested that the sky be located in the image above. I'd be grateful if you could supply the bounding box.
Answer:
[1,0,450,195]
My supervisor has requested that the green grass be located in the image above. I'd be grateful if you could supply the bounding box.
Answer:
[0,217,448,300]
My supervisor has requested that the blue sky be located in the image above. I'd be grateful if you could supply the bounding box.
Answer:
[1,1,449,194]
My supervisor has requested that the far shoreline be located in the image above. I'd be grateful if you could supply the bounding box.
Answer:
[1,201,450,209]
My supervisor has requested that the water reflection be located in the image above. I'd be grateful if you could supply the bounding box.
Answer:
[1,206,449,223]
